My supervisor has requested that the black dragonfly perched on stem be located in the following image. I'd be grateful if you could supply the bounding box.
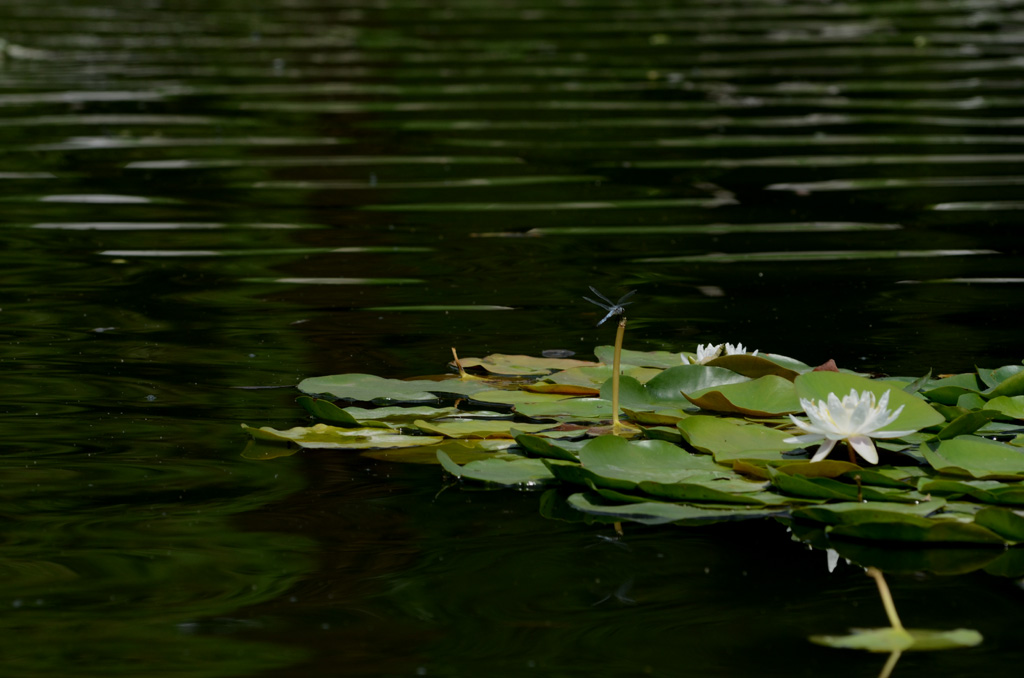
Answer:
[583,286,637,326]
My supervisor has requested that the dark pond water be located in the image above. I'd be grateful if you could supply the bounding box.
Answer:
[2,1,1023,676]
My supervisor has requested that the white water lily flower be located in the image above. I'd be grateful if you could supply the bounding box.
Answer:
[681,343,723,365]
[784,388,914,465]
[724,342,758,357]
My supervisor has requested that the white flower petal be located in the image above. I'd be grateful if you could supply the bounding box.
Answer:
[848,435,879,465]
[784,433,825,445]
[811,438,838,462]
[826,549,840,573]
[870,428,916,439]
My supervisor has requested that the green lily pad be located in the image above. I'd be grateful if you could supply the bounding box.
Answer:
[437,450,556,487]
[769,469,926,503]
[810,627,982,652]
[985,395,1024,420]
[827,517,1008,544]
[919,478,1024,506]
[793,500,947,526]
[514,396,611,420]
[979,365,1024,394]
[922,373,982,405]
[973,506,1024,541]
[794,371,946,432]
[594,346,682,369]
[457,353,596,376]
[775,460,862,478]
[298,373,493,403]
[466,389,573,407]
[365,439,516,465]
[704,353,802,381]
[566,492,785,526]
[576,435,725,488]
[650,365,750,402]
[921,435,1024,480]
[295,396,391,427]
[685,375,802,416]
[514,433,584,461]
[241,423,443,449]
[414,419,555,439]
[934,409,1002,439]
[678,415,803,457]
[637,478,770,505]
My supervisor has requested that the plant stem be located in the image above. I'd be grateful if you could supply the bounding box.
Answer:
[878,650,902,678]
[612,316,625,431]
[866,567,906,632]
[846,440,856,464]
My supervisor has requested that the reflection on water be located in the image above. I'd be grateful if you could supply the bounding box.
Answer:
[2,0,1024,676]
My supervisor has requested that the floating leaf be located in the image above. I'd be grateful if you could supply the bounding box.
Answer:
[978,364,1024,390]
[298,373,492,403]
[437,450,556,487]
[456,353,596,376]
[365,439,517,465]
[598,375,656,411]
[704,353,803,380]
[775,460,862,478]
[685,375,802,416]
[241,423,442,449]
[577,435,724,488]
[594,346,681,368]
[984,369,1024,398]
[297,397,484,428]
[794,371,946,432]
[974,506,1024,541]
[922,373,981,405]
[414,419,555,439]
[921,435,1024,480]
[514,396,611,420]
[567,492,784,525]
[466,389,572,407]
[514,433,583,461]
[295,396,388,427]
[770,469,926,503]
[793,500,947,526]
[934,409,1002,439]
[918,478,1024,506]
[985,395,1024,420]
[638,478,770,505]
[810,627,982,652]
[678,415,802,457]
[827,517,1008,544]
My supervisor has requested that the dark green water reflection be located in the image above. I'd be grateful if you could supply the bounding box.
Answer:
[2,0,1024,676]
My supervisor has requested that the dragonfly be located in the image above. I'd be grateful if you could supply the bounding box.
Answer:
[583,286,637,326]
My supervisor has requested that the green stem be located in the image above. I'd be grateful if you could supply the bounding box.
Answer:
[866,567,906,632]
[878,650,902,678]
[612,317,625,431]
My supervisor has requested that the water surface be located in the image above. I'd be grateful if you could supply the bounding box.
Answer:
[2,1,1023,676]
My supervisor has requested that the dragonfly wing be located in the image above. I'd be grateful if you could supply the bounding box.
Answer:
[583,295,612,311]
[588,286,615,306]
[616,289,638,305]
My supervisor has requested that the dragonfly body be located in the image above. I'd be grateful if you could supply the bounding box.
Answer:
[583,286,636,326]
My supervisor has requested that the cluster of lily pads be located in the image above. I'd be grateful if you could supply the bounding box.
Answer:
[243,345,1024,561]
